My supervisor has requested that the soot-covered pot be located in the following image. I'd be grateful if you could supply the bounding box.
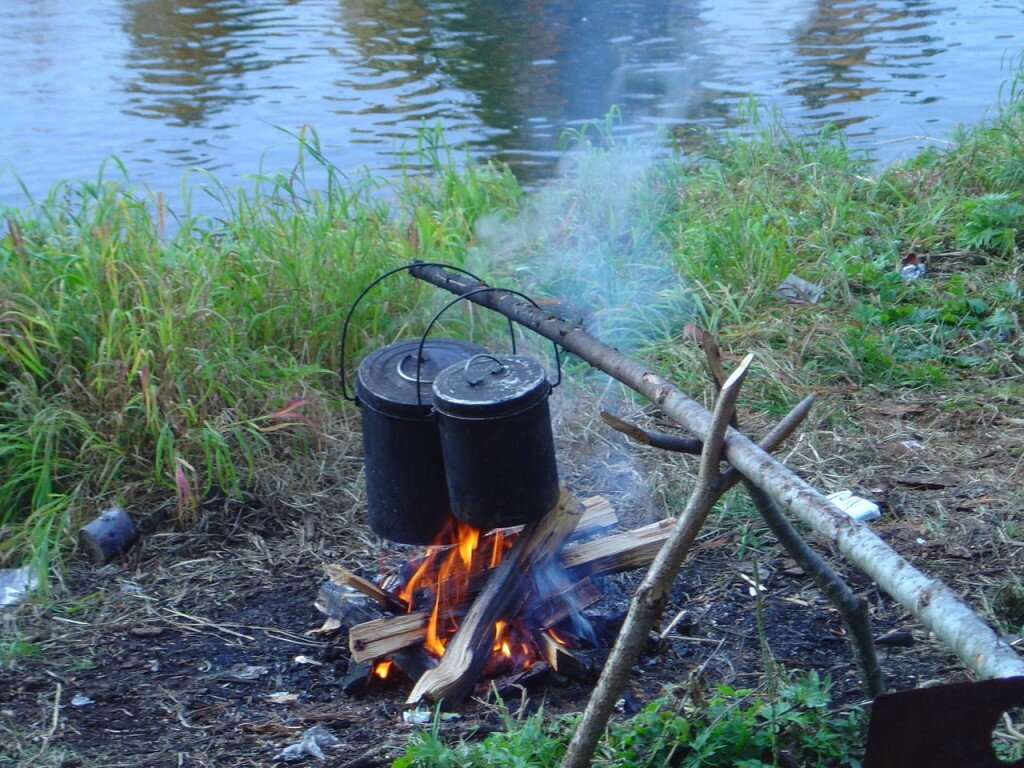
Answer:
[356,338,487,543]
[431,353,559,529]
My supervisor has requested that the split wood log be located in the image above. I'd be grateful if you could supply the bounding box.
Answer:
[316,582,439,682]
[406,488,584,705]
[390,495,617,592]
[326,565,409,613]
[530,578,603,629]
[409,263,1024,681]
[347,517,673,663]
[537,632,591,679]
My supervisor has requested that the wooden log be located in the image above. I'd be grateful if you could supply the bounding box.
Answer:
[530,578,602,629]
[409,263,1024,681]
[538,632,591,679]
[405,489,584,705]
[326,565,409,613]
[350,611,432,663]
[348,517,672,663]
[562,518,674,575]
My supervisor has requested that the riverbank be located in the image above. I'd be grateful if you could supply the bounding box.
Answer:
[2,90,1023,764]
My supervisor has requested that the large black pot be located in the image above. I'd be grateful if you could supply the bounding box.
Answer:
[356,338,487,543]
[432,353,560,529]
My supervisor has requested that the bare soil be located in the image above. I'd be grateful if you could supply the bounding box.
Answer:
[2,390,1022,767]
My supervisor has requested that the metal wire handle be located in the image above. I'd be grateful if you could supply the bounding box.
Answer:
[463,353,508,386]
[415,286,563,407]
[339,262,515,402]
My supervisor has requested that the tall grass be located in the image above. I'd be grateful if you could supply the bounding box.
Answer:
[0,133,522,581]
[3,68,1024,581]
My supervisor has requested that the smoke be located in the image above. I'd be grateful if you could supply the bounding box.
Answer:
[467,132,698,524]
[470,136,696,355]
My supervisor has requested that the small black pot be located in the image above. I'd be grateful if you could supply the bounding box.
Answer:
[432,353,560,529]
[356,338,487,543]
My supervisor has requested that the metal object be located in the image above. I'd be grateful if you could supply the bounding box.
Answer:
[356,338,486,543]
[78,506,139,564]
[433,353,560,528]
[864,676,1024,768]
[340,264,510,544]
[342,264,566,540]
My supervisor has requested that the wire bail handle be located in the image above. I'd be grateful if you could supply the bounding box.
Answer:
[339,262,514,402]
[414,286,563,407]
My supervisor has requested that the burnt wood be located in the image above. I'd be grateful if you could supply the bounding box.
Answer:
[405,489,584,706]
[346,515,672,664]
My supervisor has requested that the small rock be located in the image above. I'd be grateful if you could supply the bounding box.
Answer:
[876,629,916,647]
[71,694,94,707]
[273,724,340,762]
[219,664,269,682]
[267,691,299,705]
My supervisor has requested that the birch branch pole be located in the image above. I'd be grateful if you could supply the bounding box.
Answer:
[408,262,1024,681]
[561,356,752,768]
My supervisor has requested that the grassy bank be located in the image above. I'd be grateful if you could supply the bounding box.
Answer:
[0,131,523,580]
[1,79,1023,765]
[4,96,1021,578]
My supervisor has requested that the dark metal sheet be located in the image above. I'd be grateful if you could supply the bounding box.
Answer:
[864,676,1024,768]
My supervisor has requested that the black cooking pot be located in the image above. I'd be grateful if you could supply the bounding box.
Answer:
[355,338,488,543]
[432,353,560,529]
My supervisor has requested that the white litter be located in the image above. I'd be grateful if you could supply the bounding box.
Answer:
[273,724,340,762]
[0,566,38,608]
[402,708,461,726]
[827,490,881,522]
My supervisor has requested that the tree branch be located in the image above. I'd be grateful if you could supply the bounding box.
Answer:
[409,263,1024,682]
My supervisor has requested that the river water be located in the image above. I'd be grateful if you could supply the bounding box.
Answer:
[2,0,1023,213]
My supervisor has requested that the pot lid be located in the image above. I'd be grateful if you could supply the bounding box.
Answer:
[432,354,550,418]
[356,338,488,416]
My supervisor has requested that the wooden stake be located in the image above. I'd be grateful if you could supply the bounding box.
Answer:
[561,356,753,768]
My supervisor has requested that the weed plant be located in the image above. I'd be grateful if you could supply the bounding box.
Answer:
[394,670,864,767]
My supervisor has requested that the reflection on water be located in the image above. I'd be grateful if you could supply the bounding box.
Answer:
[0,0,1022,209]
[121,0,293,125]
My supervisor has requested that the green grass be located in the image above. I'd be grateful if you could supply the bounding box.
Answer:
[2,67,1024,593]
[394,670,864,768]
[0,132,522,581]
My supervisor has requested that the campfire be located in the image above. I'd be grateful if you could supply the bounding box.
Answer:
[317,494,675,705]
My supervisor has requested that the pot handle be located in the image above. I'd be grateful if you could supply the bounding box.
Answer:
[415,287,563,407]
[462,353,508,386]
[339,262,514,402]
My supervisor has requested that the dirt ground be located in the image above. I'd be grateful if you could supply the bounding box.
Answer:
[2,388,1022,767]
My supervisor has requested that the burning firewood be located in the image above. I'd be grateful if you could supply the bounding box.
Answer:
[405,488,584,705]
[343,514,673,665]
[316,490,680,704]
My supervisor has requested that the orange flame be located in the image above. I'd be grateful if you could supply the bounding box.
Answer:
[385,519,534,670]
[374,659,393,680]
